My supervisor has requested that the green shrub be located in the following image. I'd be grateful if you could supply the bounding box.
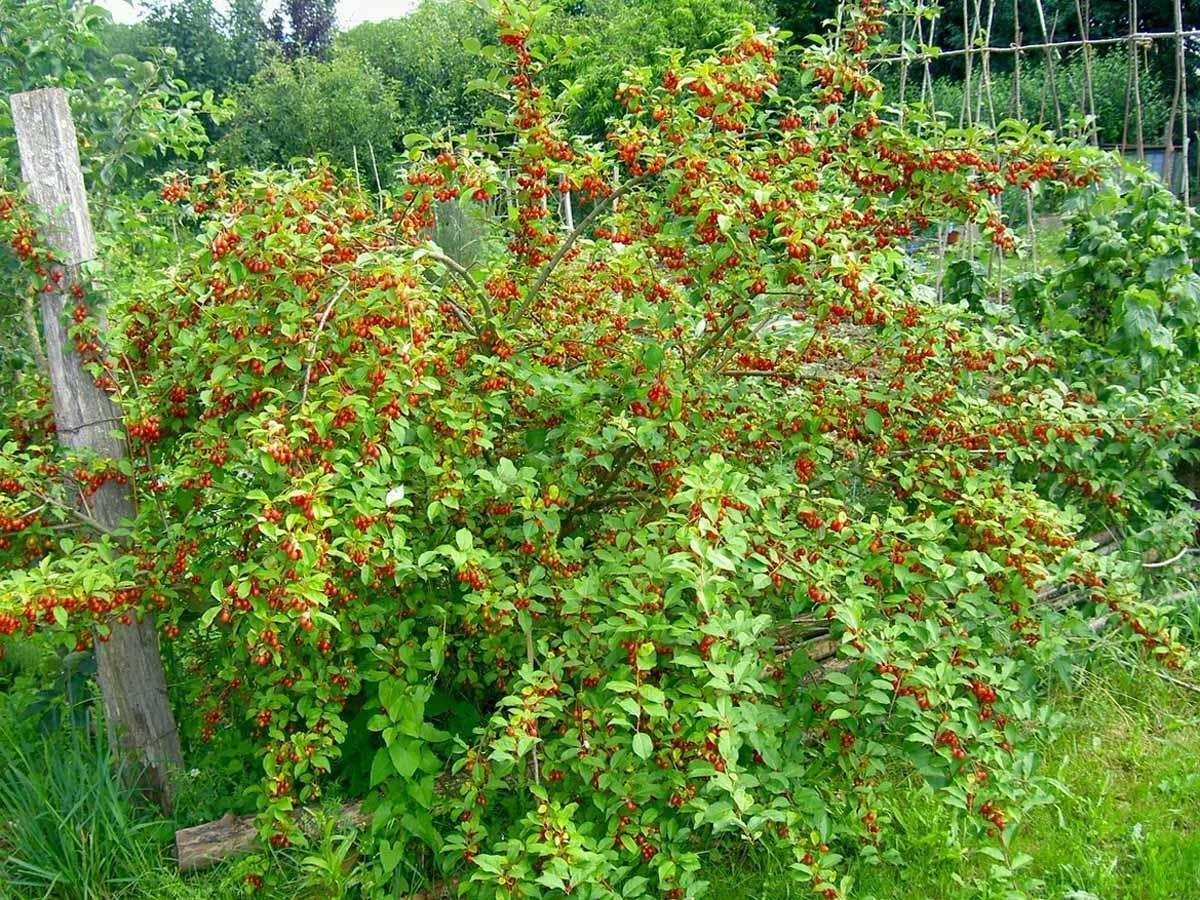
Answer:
[1,3,1198,898]
[1016,165,1200,381]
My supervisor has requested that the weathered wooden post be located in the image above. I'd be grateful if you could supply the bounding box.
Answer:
[11,87,182,811]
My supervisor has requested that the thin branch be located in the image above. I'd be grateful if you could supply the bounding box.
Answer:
[513,174,649,323]
[1155,668,1200,694]
[524,624,541,786]
[715,369,823,381]
[368,141,383,213]
[31,487,120,537]
[1144,546,1197,569]
[422,246,490,323]
[53,415,125,437]
[22,295,48,373]
[561,445,637,536]
[1108,648,1200,694]
[299,282,350,406]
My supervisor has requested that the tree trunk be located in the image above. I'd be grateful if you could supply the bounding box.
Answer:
[10,87,183,812]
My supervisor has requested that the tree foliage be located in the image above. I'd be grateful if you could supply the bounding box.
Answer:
[215,52,399,175]
[337,1,495,137]
[0,0,228,187]
[551,0,776,137]
[336,0,778,142]
[268,0,338,60]
[140,0,268,92]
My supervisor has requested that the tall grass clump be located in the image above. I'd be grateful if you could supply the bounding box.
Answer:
[0,705,169,899]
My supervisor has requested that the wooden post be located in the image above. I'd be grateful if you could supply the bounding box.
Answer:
[11,87,183,811]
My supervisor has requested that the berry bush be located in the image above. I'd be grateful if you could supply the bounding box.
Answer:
[1,2,1198,897]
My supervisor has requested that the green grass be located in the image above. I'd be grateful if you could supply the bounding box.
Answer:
[0,718,173,899]
[710,658,1200,900]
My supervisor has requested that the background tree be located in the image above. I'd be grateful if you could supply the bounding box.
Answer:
[225,0,269,80]
[140,0,266,93]
[216,51,398,174]
[551,0,776,137]
[0,0,222,189]
[770,0,840,40]
[343,0,779,141]
[268,0,338,60]
[337,0,494,136]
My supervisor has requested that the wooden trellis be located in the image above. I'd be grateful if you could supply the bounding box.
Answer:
[861,0,1197,295]
[876,0,1198,204]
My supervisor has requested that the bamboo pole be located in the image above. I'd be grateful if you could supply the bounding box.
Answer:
[899,7,910,127]
[920,2,937,111]
[1040,2,1064,130]
[962,0,975,127]
[1012,0,1023,121]
[1174,0,1190,203]
[1132,7,1146,161]
[1163,11,1184,189]
[1074,0,1099,144]
[980,0,998,129]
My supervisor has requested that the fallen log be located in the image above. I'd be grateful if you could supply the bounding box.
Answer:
[176,800,366,873]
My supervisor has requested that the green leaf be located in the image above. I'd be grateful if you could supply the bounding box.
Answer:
[388,739,421,779]
[707,547,736,572]
[379,838,405,874]
[642,344,664,369]
[370,748,394,787]
[455,528,473,551]
[632,732,653,759]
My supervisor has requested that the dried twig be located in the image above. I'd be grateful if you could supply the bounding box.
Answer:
[1144,546,1197,569]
